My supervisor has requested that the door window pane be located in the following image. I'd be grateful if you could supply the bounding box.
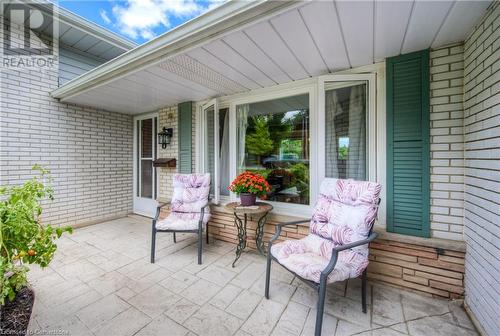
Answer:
[141,160,153,198]
[237,94,310,205]
[325,82,367,180]
[141,119,153,158]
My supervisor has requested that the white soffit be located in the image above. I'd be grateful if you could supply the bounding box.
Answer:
[53,0,491,114]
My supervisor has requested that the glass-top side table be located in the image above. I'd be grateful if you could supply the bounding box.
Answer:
[224,202,273,267]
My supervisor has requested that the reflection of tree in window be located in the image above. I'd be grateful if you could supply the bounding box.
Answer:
[238,94,310,205]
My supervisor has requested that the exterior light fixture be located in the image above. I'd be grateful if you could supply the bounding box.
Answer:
[158,127,173,149]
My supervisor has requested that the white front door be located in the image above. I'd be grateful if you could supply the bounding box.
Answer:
[133,114,159,217]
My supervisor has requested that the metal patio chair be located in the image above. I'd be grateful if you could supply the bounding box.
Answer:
[151,173,211,265]
[265,178,381,336]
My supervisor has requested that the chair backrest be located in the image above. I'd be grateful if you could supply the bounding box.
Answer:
[310,178,381,247]
[171,173,210,213]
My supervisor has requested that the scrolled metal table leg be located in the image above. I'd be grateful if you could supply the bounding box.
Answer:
[232,213,247,267]
[255,211,269,256]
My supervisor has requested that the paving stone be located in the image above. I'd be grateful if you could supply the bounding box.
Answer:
[197,264,237,286]
[165,298,200,324]
[335,320,372,336]
[76,294,130,331]
[128,267,173,294]
[301,309,337,336]
[182,278,222,305]
[325,294,371,327]
[251,275,296,304]
[184,304,242,336]
[357,327,408,336]
[389,322,409,334]
[210,283,243,309]
[372,284,405,326]
[57,258,106,282]
[159,270,199,293]
[231,262,266,289]
[35,278,93,306]
[272,301,309,336]
[345,278,372,303]
[115,286,137,301]
[43,315,94,336]
[87,250,134,272]
[291,285,318,308]
[93,307,152,336]
[117,258,160,281]
[183,251,221,274]
[407,314,479,336]
[87,271,131,296]
[401,291,450,320]
[448,300,476,331]
[241,299,285,336]
[128,284,181,318]
[135,315,189,336]
[226,290,262,320]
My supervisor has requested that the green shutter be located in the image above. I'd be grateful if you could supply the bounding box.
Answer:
[386,50,430,237]
[178,101,193,174]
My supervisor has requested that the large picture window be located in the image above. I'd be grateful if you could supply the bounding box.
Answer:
[236,94,310,205]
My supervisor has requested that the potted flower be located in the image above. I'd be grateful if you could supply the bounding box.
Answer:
[229,171,271,206]
[0,165,72,335]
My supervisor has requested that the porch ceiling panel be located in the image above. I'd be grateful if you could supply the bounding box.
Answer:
[52,0,491,115]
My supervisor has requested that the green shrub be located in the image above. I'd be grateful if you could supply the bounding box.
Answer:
[0,165,72,304]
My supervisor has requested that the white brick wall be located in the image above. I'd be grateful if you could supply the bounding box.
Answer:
[429,44,466,240]
[157,103,197,200]
[1,18,133,227]
[462,3,500,335]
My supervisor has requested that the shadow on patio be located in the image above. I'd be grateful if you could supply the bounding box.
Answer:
[28,216,477,336]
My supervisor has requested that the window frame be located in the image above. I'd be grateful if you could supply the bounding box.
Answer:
[197,71,380,218]
[317,74,377,183]
[198,98,220,204]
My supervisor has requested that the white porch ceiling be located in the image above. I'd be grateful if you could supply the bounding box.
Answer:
[55,0,491,115]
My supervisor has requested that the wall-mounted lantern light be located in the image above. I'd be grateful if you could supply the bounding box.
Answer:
[158,127,173,149]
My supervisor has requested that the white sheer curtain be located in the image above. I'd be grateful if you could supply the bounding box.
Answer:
[219,110,230,196]
[347,85,366,181]
[236,104,249,172]
[325,89,343,178]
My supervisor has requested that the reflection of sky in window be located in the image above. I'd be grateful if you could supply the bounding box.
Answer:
[339,137,349,148]
[283,110,301,121]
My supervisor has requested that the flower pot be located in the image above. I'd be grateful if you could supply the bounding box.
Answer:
[240,193,257,206]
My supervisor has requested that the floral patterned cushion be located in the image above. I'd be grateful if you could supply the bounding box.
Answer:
[271,178,381,284]
[271,235,368,283]
[156,211,211,231]
[171,173,211,213]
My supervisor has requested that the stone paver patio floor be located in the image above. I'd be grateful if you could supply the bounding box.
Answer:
[28,216,478,336]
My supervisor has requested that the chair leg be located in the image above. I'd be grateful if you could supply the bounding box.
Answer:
[265,252,272,299]
[197,228,203,265]
[173,232,177,243]
[361,268,367,313]
[206,224,209,244]
[315,276,327,336]
[150,222,156,264]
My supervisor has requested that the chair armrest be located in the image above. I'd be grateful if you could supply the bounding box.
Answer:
[321,232,378,277]
[332,232,378,252]
[198,202,211,226]
[269,219,311,245]
[154,202,171,221]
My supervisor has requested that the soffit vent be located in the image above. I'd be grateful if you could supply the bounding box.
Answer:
[159,54,248,95]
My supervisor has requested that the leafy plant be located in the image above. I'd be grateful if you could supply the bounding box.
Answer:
[0,165,72,304]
